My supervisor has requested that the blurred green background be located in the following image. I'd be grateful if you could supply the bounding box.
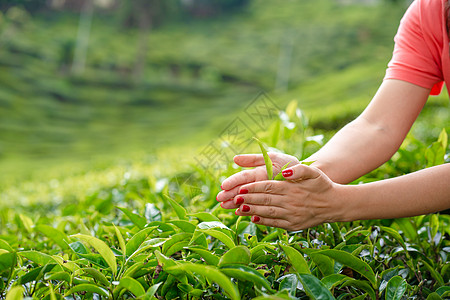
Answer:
[0,0,447,191]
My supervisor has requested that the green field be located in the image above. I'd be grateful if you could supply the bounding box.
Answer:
[0,0,449,299]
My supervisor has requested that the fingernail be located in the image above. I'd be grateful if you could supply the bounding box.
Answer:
[252,216,260,222]
[242,205,250,212]
[220,184,225,190]
[235,197,244,205]
[220,202,224,208]
[235,209,239,215]
[282,169,293,177]
[239,188,248,194]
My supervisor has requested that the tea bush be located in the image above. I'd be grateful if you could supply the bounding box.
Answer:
[0,102,449,299]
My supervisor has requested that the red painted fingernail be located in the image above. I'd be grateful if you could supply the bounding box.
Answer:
[252,216,260,222]
[242,205,250,212]
[221,184,225,190]
[235,209,239,215]
[240,188,248,194]
[282,169,293,177]
[220,202,224,208]
[235,197,244,205]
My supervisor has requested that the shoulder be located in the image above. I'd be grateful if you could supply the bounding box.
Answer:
[402,0,445,32]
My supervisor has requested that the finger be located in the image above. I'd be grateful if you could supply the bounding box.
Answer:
[250,215,292,230]
[220,199,238,209]
[220,167,266,191]
[216,185,240,202]
[233,154,265,167]
[281,164,321,181]
[238,180,287,196]
[236,203,287,219]
[234,193,285,208]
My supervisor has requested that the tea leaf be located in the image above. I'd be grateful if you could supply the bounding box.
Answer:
[317,249,376,287]
[298,273,336,300]
[35,225,70,250]
[125,226,157,257]
[380,226,407,252]
[385,276,407,300]
[118,207,147,229]
[341,279,376,300]
[200,228,236,249]
[81,267,109,286]
[72,234,117,276]
[167,262,240,300]
[253,137,273,180]
[218,245,251,266]
[220,264,275,292]
[64,284,109,298]
[274,162,291,181]
[115,277,146,298]
[6,286,24,300]
[279,243,310,274]
[113,224,126,256]
[185,246,220,266]
[164,194,188,220]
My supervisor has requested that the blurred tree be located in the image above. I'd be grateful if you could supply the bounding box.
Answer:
[181,0,250,18]
[0,0,47,13]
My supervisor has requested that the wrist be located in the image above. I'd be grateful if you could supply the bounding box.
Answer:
[330,183,359,223]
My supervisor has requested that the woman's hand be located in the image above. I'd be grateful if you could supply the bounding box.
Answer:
[232,164,344,231]
[216,152,300,209]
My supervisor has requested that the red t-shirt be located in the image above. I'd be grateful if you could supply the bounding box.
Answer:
[384,0,449,96]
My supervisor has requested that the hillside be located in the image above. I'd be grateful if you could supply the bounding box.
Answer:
[0,0,412,186]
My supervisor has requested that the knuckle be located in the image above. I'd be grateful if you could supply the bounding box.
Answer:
[267,206,277,217]
[263,194,272,206]
[264,182,275,193]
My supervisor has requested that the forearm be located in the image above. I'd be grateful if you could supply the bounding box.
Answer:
[307,117,401,184]
[335,163,450,221]
[306,80,430,184]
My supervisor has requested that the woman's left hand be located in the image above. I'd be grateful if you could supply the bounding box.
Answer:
[232,164,344,231]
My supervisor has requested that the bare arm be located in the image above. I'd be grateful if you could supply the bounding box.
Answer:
[308,79,431,183]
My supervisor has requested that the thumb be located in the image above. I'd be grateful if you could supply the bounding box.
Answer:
[233,154,265,167]
[281,164,321,181]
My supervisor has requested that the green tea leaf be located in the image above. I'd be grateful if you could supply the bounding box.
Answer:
[169,220,197,233]
[113,224,126,256]
[279,243,310,274]
[426,292,443,300]
[185,246,220,266]
[44,271,72,284]
[220,264,274,292]
[64,284,109,298]
[118,207,147,229]
[72,234,117,276]
[189,212,221,222]
[321,274,349,290]
[81,268,109,286]
[144,282,163,299]
[380,226,407,252]
[341,279,376,300]
[167,262,240,300]
[200,228,236,249]
[436,286,450,297]
[19,250,59,266]
[0,252,16,273]
[162,232,192,256]
[317,249,376,287]
[0,239,14,252]
[115,276,146,298]
[164,195,188,220]
[125,226,157,257]
[421,260,444,287]
[218,245,251,266]
[385,276,407,300]
[6,286,24,300]
[298,273,336,300]
[253,137,273,180]
[302,248,334,276]
[425,128,448,167]
[35,224,70,250]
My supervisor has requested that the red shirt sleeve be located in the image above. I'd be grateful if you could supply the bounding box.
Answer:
[384,0,445,95]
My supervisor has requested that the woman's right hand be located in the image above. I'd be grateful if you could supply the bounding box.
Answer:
[216,152,300,209]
